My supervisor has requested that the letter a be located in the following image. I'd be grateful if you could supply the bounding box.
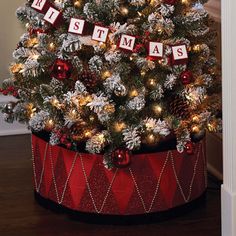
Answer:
[149,42,163,58]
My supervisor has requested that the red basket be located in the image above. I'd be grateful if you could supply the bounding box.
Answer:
[32,134,207,216]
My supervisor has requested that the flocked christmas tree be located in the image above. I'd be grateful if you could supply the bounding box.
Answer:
[0,0,221,168]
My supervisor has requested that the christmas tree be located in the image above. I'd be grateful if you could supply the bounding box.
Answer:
[0,0,221,168]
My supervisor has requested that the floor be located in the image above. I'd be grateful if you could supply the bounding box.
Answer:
[0,135,221,236]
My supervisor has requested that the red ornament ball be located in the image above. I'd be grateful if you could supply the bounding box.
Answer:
[50,59,72,81]
[29,28,45,36]
[185,141,194,155]
[180,70,194,85]
[163,0,177,5]
[112,148,132,168]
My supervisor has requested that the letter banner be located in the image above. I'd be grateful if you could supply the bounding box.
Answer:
[31,0,189,64]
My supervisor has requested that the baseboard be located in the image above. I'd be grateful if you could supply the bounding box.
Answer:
[0,95,30,136]
[0,119,30,136]
[221,186,236,236]
[0,128,30,136]
[0,95,17,103]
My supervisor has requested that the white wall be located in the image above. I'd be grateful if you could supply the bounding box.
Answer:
[221,0,236,234]
[0,0,26,84]
[0,0,29,135]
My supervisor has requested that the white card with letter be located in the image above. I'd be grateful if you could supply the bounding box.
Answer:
[149,42,163,58]
[44,7,61,25]
[92,25,109,43]
[119,35,136,51]
[68,18,85,35]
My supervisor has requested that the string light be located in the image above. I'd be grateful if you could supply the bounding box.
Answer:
[192,44,201,52]
[45,119,54,131]
[84,130,93,138]
[147,60,155,70]
[98,134,106,143]
[152,104,162,115]
[147,134,155,143]
[89,115,96,122]
[145,133,160,145]
[27,103,37,118]
[110,44,117,51]
[137,12,143,17]
[74,0,83,8]
[114,122,126,132]
[141,70,146,76]
[192,125,200,133]
[67,109,78,120]
[99,42,106,49]
[147,78,157,88]
[10,63,24,74]
[181,0,189,5]
[104,104,115,113]
[129,89,139,97]
[71,109,77,115]
[26,38,39,47]
[79,95,93,106]
[25,23,30,29]
[52,98,59,106]
[51,98,62,109]
[102,70,111,79]
[149,0,157,6]
[157,27,163,34]
[207,124,214,132]
[207,121,217,132]
[49,42,56,51]
[192,115,200,123]
[120,7,129,16]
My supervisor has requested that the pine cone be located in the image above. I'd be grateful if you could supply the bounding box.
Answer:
[79,70,101,92]
[170,95,190,119]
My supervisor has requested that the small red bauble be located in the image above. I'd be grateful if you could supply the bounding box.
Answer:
[180,70,194,85]
[185,141,194,155]
[2,90,8,96]
[66,142,72,149]
[50,59,72,81]
[29,28,45,36]
[163,0,177,5]
[112,148,132,168]
[13,91,19,97]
